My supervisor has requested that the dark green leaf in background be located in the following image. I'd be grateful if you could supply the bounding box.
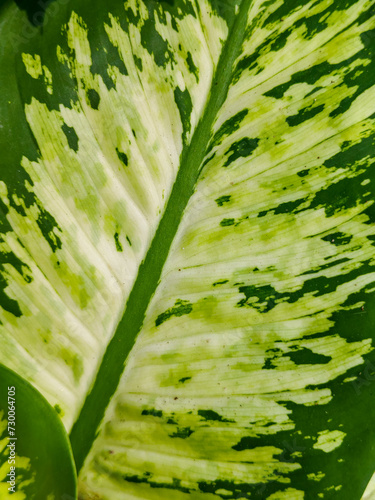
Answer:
[0,363,76,499]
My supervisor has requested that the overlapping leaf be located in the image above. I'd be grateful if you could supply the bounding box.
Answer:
[0,364,76,499]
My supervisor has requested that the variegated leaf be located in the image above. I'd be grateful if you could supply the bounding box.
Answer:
[1,0,375,498]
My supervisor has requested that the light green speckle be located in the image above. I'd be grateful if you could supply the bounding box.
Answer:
[43,65,53,94]
[22,53,43,79]
[313,430,346,453]
[307,471,325,482]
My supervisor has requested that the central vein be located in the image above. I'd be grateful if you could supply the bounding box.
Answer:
[69,0,252,472]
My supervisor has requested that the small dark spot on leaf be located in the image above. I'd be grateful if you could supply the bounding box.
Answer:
[141,409,163,417]
[87,88,100,110]
[116,148,128,166]
[220,218,235,227]
[114,232,123,252]
[155,299,193,327]
[215,195,231,206]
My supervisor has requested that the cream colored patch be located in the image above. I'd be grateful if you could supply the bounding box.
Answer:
[22,54,53,94]
[313,430,346,453]
[361,471,375,500]
[266,489,304,500]
[43,65,53,94]
[22,53,42,79]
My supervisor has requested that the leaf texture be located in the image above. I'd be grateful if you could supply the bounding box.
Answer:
[1,0,375,498]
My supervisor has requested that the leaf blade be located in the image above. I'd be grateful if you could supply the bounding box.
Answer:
[78,0,375,498]
[1,0,375,498]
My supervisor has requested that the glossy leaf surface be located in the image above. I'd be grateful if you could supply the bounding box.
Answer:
[0,364,76,499]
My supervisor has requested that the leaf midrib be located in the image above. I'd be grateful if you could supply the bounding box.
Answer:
[69,0,252,472]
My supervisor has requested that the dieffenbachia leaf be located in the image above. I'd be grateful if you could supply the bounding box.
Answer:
[1,0,375,498]
[0,363,76,499]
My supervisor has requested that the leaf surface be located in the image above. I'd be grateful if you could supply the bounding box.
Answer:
[1,0,375,498]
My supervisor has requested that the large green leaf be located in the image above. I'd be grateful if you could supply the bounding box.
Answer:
[1,0,375,498]
[0,363,76,498]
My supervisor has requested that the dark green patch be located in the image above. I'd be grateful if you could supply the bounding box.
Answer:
[178,376,191,383]
[265,61,335,100]
[116,147,128,166]
[232,3,334,84]
[258,196,308,218]
[220,218,235,227]
[140,18,173,67]
[224,137,259,166]
[329,96,353,119]
[297,169,309,177]
[274,197,308,215]
[306,170,373,218]
[186,51,198,81]
[61,123,79,152]
[0,237,33,287]
[322,232,353,246]
[13,0,58,26]
[169,427,194,438]
[124,475,191,494]
[155,299,193,327]
[212,279,229,286]
[114,232,123,252]
[264,2,330,38]
[197,477,289,498]
[170,15,178,31]
[362,28,375,49]
[134,55,143,71]
[209,109,249,150]
[200,152,215,171]
[237,284,280,312]
[54,404,62,415]
[0,270,21,317]
[126,235,132,247]
[287,103,325,127]
[323,134,375,170]
[265,36,375,127]
[329,35,375,117]
[152,0,197,26]
[204,0,242,24]
[198,409,234,423]
[239,260,374,314]
[174,86,192,144]
[87,13,128,91]
[87,88,100,110]
[287,347,331,365]
[263,357,277,369]
[300,257,350,276]
[215,195,231,206]
[141,409,163,418]
[167,417,178,425]
[36,203,63,253]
